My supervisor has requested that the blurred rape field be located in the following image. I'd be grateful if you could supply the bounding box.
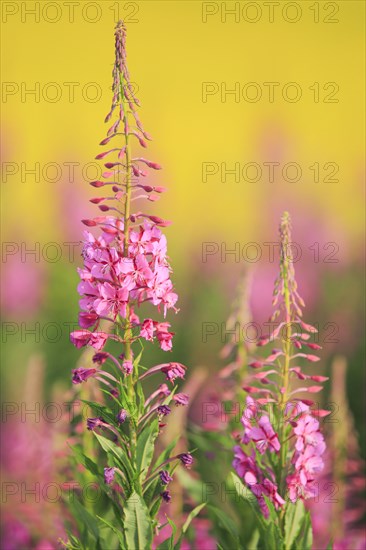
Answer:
[1,1,365,548]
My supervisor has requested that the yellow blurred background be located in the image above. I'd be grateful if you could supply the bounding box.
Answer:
[1,0,365,419]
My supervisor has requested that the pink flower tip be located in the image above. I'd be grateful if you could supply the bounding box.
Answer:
[90,181,105,188]
[306,354,321,362]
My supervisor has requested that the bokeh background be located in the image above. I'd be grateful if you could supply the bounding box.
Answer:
[1,1,365,548]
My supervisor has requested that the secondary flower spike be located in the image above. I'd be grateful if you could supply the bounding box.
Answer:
[232,212,329,526]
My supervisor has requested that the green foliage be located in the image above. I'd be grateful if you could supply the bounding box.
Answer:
[136,420,159,482]
[124,492,153,550]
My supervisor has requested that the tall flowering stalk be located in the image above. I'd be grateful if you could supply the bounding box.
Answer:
[232,212,330,548]
[67,21,200,549]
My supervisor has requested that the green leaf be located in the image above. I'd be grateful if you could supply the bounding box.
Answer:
[173,502,207,549]
[208,504,239,542]
[69,444,100,477]
[61,532,85,550]
[302,511,313,550]
[230,472,266,530]
[284,500,305,548]
[97,515,125,549]
[68,496,100,541]
[176,468,205,504]
[136,381,146,416]
[156,517,177,550]
[247,529,260,549]
[262,521,283,550]
[156,436,179,465]
[124,492,153,550]
[93,432,134,483]
[137,420,159,481]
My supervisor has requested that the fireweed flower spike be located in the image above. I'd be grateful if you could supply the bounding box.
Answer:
[66,22,200,549]
[232,212,330,547]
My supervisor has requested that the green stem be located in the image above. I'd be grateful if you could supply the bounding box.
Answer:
[119,69,138,485]
[278,250,293,535]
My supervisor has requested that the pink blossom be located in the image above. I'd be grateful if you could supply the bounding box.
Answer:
[240,396,260,444]
[70,330,108,351]
[248,415,280,454]
[160,363,186,383]
[294,444,325,485]
[294,414,324,451]
[262,478,286,508]
[122,360,133,375]
[156,324,174,351]
[140,318,154,341]
[94,282,129,317]
[287,473,318,502]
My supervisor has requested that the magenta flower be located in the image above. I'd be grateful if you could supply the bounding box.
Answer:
[72,367,97,384]
[86,417,104,431]
[233,446,284,518]
[116,409,127,424]
[157,405,171,417]
[178,453,194,469]
[172,393,189,406]
[70,330,108,351]
[140,318,154,341]
[248,415,280,454]
[122,359,133,375]
[160,490,171,503]
[104,467,115,485]
[94,283,129,317]
[240,396,260,444]
[159,470,173,485]
[160,363,186,383]
[294,414,324,451]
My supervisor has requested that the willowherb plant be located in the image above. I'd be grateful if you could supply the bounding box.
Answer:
[232,212,330,548]
[66,21,202,549]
